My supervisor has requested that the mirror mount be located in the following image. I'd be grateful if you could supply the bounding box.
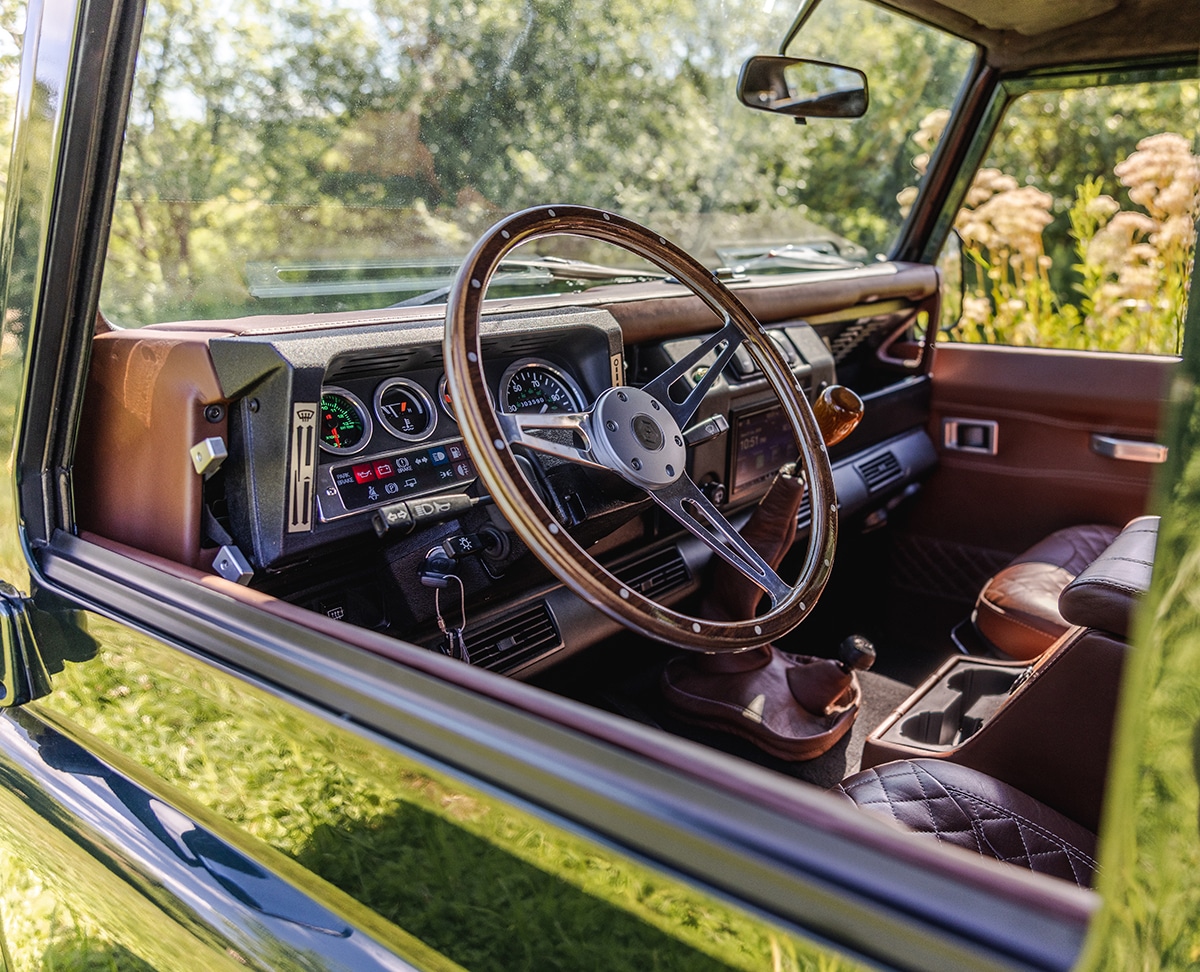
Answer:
[737,55,868,121]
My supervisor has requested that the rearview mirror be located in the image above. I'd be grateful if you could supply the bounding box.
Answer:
[737,56,868,119]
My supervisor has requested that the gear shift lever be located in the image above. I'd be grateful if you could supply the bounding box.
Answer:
[839,634,877,673]
[787,635,875,716]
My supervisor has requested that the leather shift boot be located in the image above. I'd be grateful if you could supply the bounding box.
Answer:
[661,467,861,760]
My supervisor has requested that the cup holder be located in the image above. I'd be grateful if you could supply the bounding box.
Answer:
[895,663,1024,748]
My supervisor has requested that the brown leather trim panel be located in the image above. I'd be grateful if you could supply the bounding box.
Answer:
[864,627,1125,833]
[952,628,1125,833]
[75,329,224,567]
[911,344,1175,554]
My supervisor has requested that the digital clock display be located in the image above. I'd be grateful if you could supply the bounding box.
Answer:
[730,406,797,501]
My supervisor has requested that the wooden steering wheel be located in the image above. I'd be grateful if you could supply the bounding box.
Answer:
[443,205,836,652]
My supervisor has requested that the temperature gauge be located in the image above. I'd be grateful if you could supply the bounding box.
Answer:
[319,388,372,455]
[374,378,436,441]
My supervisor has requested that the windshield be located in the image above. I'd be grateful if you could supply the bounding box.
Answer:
[99,0,976,326]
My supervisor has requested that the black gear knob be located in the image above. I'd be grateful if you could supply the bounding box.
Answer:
[838,634,876,673]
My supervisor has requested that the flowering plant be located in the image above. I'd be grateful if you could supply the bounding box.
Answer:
[915,111,1200,354]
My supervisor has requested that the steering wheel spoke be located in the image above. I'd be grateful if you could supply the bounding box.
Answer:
[641,320,744,429]
[498,410,608,470]
[650,475,792,607]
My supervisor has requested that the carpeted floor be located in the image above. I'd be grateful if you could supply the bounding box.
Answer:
[639,666,916,789]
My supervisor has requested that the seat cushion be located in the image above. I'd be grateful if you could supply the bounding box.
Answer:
[973,523,1120,659]
[832,759,1099,887]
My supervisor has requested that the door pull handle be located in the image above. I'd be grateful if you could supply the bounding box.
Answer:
[1090,434,1168,463]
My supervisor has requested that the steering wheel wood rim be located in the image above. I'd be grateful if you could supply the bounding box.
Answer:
[444,205,836,651]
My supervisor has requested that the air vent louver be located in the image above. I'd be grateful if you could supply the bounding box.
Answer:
[326,347,432,381]
[464,602,561,672]
[482,333,557,357]
[796,492,812,528]
[613,547,691,600]
[857,450,903,492]
[827,316,897,362]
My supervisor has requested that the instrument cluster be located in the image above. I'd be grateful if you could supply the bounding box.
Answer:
[314,356,591,523]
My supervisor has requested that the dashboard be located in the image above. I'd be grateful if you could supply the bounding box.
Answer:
[79,286,939,678]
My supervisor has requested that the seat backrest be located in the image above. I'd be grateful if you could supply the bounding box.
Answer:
[1059,515,1159,639]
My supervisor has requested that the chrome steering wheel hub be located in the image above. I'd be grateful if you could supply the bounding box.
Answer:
[590,386,687,490]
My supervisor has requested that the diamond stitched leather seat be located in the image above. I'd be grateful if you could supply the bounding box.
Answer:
[832,759,1098,887]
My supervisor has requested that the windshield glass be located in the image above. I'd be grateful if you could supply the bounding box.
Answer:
[100,0,975,326]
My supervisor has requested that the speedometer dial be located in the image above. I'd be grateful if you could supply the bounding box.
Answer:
[319,387,372,455]
[498,359,586,414]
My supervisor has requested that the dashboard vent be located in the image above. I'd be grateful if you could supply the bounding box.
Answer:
[826,316,899,363]
[613,546,691,600]
[466,602,561,673]
[326,347,429,381]
[857,450,903,492]
[481,333,557,357]
[796,491,812,529]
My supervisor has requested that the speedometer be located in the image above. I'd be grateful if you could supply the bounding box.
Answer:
[498,359,586,414]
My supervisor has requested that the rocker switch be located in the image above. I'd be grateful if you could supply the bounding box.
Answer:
[442,532,501,560]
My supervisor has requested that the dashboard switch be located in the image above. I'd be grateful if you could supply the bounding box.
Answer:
[443,530,505,560]
[443,533,486,559]
[190,437,228,478]
[372,492,479,537]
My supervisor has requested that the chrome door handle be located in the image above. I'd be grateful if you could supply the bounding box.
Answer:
[1091,434,1168,463]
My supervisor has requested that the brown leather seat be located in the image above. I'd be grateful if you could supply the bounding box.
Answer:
[837,518,1160,886]
[832,758,1098,886]
[972,523,1120,659]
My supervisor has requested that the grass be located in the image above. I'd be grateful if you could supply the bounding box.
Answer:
[1079,294,1200,970]
[29,617,867,972]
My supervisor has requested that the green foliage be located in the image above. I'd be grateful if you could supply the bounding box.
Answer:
[99,0,974,325]
[940,82,1200,354]
[37,617,868,972]
[1080,284,1200,969]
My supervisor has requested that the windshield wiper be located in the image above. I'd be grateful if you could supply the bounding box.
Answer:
[244,255,667,307]
[715,240,866,273]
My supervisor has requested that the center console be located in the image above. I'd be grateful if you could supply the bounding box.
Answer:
[859,516,1157,833]
[866,655,1028,755]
